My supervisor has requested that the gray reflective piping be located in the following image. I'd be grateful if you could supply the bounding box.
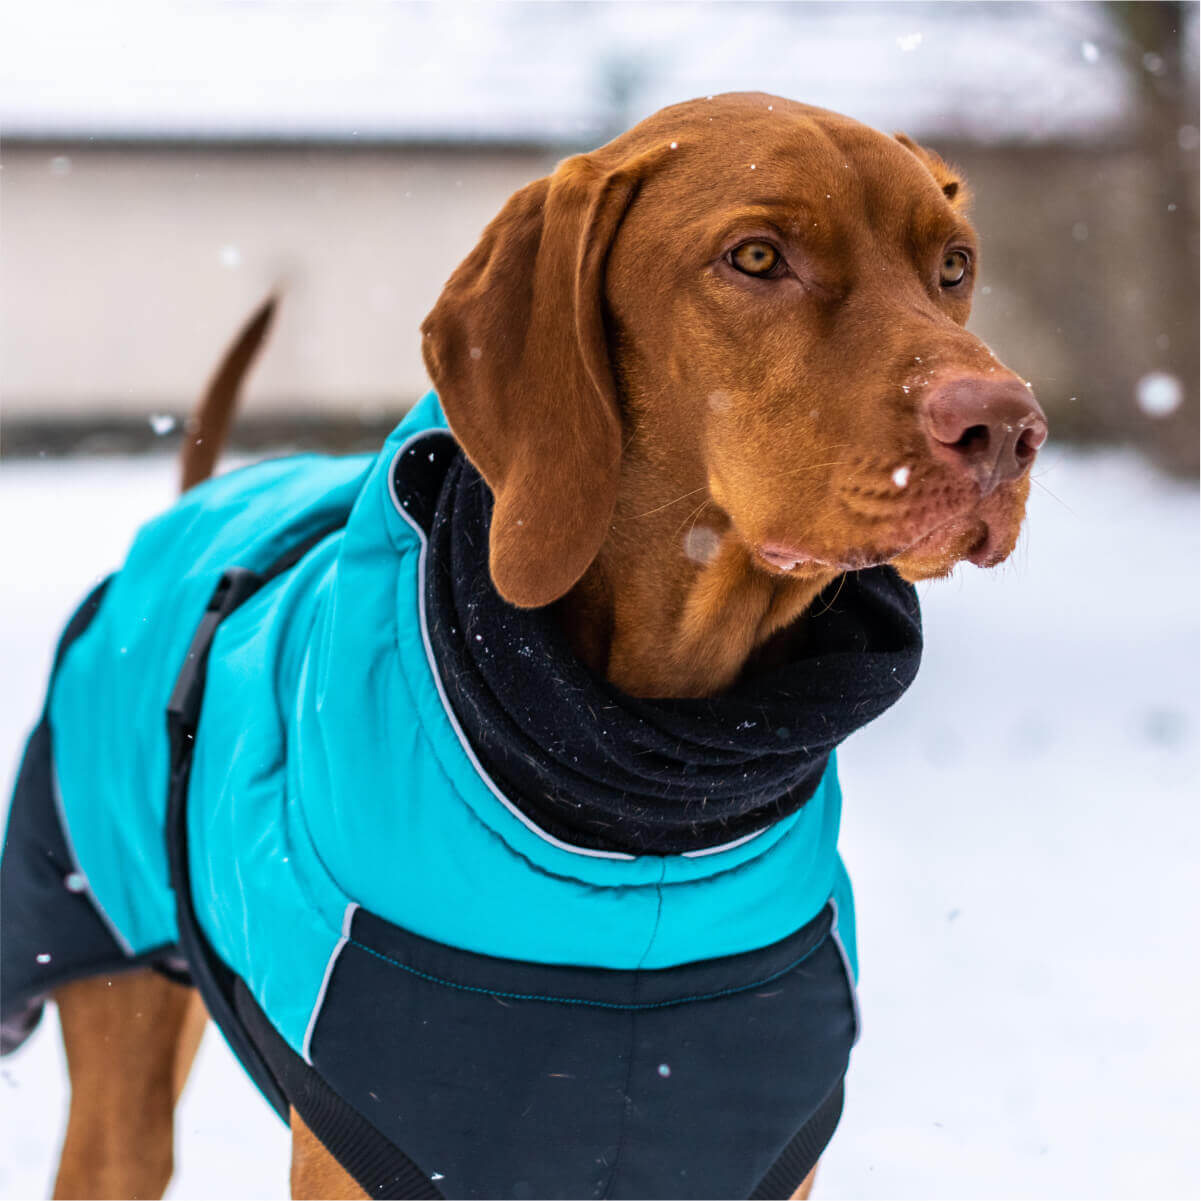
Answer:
[828,897,861,1046]
[680,825,767,858]
[387,431,770,864]
[387,436,636,862]
[302,901,359,1065]
[50,759,136,957]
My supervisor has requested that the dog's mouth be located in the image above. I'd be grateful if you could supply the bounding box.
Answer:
[756,541,889,573]
[754,490,1025,579]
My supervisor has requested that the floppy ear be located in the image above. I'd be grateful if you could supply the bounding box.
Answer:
[894,133,971,210]
[421,151,660,608]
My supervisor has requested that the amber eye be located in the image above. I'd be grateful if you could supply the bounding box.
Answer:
[730,241,781,277]
[940,250,969,287]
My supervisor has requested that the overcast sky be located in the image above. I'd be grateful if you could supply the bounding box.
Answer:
[1,2,1136,145]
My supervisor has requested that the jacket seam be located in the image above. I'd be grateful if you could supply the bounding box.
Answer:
[343,933,827,1011]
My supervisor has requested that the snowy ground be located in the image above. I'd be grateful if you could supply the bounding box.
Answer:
[0,445,1196,1200]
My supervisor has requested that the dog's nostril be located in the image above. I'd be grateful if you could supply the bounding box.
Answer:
[952,425,991,455]
[1014,426,1041,465]
[924,375,1047,491]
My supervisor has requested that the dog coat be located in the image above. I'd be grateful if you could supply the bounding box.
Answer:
[1,392,923,1199]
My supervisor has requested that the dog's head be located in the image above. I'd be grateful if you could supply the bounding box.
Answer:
[422,92,1046,609]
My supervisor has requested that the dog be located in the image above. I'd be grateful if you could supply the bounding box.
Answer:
[0,93,1045,1200]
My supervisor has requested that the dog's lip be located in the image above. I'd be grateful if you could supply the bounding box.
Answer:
[756,542,813,571]
[757,541,886,573]
[756,499,1001,575]
[965,522,1006,567]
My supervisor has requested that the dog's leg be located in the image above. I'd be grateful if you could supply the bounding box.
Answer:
[53,969,204,1200]
[791,1163,818,1199]
[290,1109,368,1200]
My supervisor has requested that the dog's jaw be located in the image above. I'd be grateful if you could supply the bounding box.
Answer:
[563,482,838,699]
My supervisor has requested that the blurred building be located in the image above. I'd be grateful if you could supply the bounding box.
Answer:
[1,1,1196,472]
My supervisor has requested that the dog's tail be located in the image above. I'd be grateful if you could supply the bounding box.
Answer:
[179,294,278,492]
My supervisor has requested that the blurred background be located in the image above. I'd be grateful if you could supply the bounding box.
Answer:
[1,1,1198,471]
[1,4,1197,1201]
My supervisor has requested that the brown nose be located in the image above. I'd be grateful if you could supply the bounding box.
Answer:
[924,376,1048,494]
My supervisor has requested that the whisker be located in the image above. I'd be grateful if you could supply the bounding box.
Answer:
[623,485,711,521]
[809,571,848,618]
[1030,476,1075,516]
[674,496,716,541]
[621,450,857,523]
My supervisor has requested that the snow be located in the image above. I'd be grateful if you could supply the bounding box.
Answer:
[1136,371,1184,419]
[0,447,1197,1200]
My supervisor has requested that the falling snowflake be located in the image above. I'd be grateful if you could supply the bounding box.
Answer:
[897,32,923,51]
[219,245,242,269]
[148,413,177,436]
[1080,41,1100,64]
[892,466,911,488]
[1136,372,1183,418]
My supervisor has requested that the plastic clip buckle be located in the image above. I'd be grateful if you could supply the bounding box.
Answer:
[167,568,263,732]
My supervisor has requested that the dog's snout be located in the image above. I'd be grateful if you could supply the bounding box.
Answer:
[923,376,1047,494]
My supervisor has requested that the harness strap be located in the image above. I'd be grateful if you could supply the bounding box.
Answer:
[163,527,442,1197]
[165,564,283,1114]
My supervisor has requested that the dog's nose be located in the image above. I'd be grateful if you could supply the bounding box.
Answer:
[923,376,1048,494]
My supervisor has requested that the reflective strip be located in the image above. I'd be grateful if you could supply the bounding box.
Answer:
[387,433,770,865]
[50,759,135,958]
[301,901,359,1066]
[828,897,861,1046]
[387,437,636,862]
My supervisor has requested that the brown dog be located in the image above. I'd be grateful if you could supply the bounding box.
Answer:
[46,92,1043,1200]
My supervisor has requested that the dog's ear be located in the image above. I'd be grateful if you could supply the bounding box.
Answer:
[894,133,971,210]
[422,151,660,609]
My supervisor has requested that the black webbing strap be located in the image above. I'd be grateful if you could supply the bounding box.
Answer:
[165,528,348,1115]
[234,978,443,1199]
[748,1077,845,1199]
[165,565,288,1115]
[162,527,443,1197]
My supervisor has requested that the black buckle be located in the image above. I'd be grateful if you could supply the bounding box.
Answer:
[167,568,263,733]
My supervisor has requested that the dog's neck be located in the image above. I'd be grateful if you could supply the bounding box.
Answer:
[561,456,838,699]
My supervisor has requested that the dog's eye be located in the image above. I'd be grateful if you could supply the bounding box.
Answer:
[940,250,969,287]
[730,241,781,277]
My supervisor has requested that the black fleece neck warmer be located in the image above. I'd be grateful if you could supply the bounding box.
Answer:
[424,453,923,856]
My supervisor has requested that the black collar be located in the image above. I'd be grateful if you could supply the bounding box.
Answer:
[394,433,923,857]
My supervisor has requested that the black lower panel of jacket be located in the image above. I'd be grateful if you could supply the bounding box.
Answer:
[303,903,857,1200]
[0,581,180,1055]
